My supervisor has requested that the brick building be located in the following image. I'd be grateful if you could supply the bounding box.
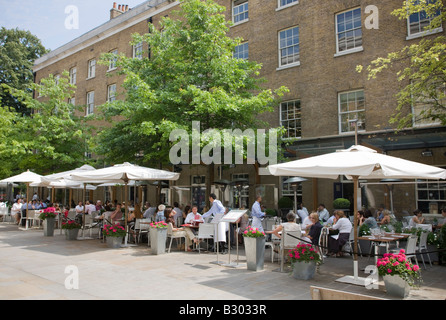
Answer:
[33,0,446,216]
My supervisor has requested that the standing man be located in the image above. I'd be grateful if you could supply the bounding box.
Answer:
[251,195,265,232]
[297,202,309,223]
[317,203,330,224]
[203,193,227,252]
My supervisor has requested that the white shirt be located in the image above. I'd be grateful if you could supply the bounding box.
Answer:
[318,208,329,222]
[331,217,352,234]
[11,202,22,215]
[185,212,204,224]
[301,216,312,230]
[85,204,96,214]
[203,199,225,218]
[75,205,84,213]
[297,208,308,221]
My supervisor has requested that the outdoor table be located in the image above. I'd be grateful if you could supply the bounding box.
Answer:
[358,233,410,264]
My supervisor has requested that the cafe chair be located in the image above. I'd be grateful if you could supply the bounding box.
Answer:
[416,231,432,269]
[194,223,214,253]
[167,222,187,253]
[390,234,419,266]
[280,229,302,272]
[134,218,150,244]
[264,225,281,263]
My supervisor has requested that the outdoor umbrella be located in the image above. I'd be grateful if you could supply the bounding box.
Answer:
[268,145,446,285]
[70,162,180,246]
[0,170,43,227]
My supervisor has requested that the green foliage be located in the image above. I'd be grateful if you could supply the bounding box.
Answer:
[1,72,92,176]
[359,223,371,237]
[265,208,277,216]
[278,196,293,209]
[333,198,350,209]
[0,27,48,115]
[357,0,446,128]
[93,0,288,168]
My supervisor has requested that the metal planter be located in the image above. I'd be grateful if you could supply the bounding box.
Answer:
[106,236,124,248]
[65,228,79,241]
[43,218,55,237]
[292,261,316,280]
[150,228,167,255]
[244,237,265,271]
[383,275,411,298]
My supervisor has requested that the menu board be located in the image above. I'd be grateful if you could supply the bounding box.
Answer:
[220,209,248,223]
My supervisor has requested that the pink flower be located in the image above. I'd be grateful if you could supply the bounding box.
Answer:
[393,262,399,266]
[399,249,405,254]
[413,265,419,271]
[387,269,392,273]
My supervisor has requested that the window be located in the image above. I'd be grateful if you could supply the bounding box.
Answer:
[278,0,298,9]
[234,42,249,60]
[335,8,363,55]
[108,49,118,71]
[416,179,446,213]
[407,0,442,39]
[412,84,445,127]
[69,97,75,106]
[278,26,300,68]
[280,100,302,139]
[133,42,143,59]
[86,91,95,115]
[233,0,249,25]
[107,84,117,102]
[54,74,60,85]
[87,59,96,79]
[69,67,76,85]
[338,90,366,133]
[232,173,249,209]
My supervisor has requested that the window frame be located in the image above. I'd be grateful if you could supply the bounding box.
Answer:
[86,91,95,116]
[232,0,249,26]
[107,83,117,103]
[108,49,118,71]
[87,59,96,79]
[406,1,443,40]
[69,67,77,85]
[133,41,143,60]
[276,0,298,11]
[234,42,249,60]
[334,7,364,57]
[277,26,300,70]
[338,89,366,134]
[279,100,302,140]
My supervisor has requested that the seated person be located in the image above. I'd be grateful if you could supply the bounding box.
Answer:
[327,210,352,257]
[184,205,204,225]
[378,209,391,225]
[110,203,123,224]
[409,209,425,228]
[305,212,323,246]
[266,211,301,239]
[362,209,378,229]
[11,199,23,224]
[155,204,166,222]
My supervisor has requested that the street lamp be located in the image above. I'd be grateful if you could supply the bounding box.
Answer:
[283,177,307,216]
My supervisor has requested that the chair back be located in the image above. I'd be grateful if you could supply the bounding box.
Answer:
[282,229,302,249]
[67,209,76,220]
[406,234,418,255]
[167,222,174,235]
[419,231,428,249]
[27,209,38,219]
[198,223,214,239]
[136,218,150,231]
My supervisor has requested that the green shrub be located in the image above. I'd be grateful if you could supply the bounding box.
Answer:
[333,198,350,209]
[278,197,293,209]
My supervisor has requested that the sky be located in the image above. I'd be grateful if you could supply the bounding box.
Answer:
[1,0,146,51]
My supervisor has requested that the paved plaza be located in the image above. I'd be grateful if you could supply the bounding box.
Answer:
[0,223,445,301]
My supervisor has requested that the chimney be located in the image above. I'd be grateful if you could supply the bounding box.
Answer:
[110,3,130,19]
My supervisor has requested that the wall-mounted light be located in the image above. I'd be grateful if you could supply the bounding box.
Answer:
[421,150,433,157]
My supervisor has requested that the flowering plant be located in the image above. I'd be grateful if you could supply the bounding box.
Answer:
[102,224,126,237]
[376,249,421,287]
[149,221,168,229]
[62,220,81,229]
[243,226,265,238]
[288,243,321,264]
[39,207,57,220]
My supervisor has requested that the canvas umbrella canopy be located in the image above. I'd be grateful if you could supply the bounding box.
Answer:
[0,170,43,226]
[70,162,180,246]
[268,145,446,285]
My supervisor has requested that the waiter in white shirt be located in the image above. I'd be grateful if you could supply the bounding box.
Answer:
[251,195,265,232]
[203,193,227,249]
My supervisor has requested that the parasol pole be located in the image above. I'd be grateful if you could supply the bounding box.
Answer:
[353,175,359,281]
[124,177,129,246]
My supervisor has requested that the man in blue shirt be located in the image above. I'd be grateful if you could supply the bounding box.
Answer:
[251,195,265,232]
[202,193,225,219]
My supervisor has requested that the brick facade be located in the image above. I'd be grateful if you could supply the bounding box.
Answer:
[33,0,446,215]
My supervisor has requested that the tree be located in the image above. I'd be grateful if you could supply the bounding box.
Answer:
[0,27,49,115]
[94,0,288,202]
[357,0,445,128]
[2,72,93,175]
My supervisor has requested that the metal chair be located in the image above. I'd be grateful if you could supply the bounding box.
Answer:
[391,234,419,265]
[167,222,187,253]
[194,223,214,253]
[280,229,302,272]
[416,231,432,269]
[134,218,150,244]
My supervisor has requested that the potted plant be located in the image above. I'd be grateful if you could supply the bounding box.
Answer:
[243,226,266,271]
[62,220,81,240]
[39,208,57,237]
[103,224,126,248]
[377,249,422,298]
[149,221,168,255]
[288,243,321,280]
[333,198,350,215]
[278,196,293,218]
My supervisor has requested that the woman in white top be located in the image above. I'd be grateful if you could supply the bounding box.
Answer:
[266,212,301,239]
[327,210,352,257]
[11,199,23,224]
[409,209,425,229]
